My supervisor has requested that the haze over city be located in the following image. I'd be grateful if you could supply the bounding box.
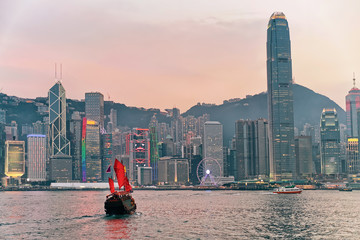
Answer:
[1,0,360,111]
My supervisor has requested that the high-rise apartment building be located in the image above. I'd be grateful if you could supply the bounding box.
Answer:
[204,121,223,177]
[267,12,296,180]
[320,109,341,175]
[85,92,104,129]
[27,135,47,181]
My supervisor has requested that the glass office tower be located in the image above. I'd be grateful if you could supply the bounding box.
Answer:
[267,12,296,180]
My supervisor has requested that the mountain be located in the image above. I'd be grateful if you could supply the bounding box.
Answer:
[183,84,345,143]
[0,84,345,145]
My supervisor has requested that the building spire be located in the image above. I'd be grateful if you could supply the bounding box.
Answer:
[353,72,356,88]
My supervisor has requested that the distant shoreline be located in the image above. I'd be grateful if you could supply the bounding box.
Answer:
[0,187,344,192]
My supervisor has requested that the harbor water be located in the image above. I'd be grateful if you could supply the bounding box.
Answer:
[1,190,360,239]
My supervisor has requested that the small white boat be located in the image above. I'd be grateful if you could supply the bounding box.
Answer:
[273,185,302,194]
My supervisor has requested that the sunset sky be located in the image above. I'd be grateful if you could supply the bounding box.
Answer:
[1,0,360,112]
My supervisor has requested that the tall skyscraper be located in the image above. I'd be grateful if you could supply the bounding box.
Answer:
[85,92,104,129]
[346,74,360,137]
[83,119,101,181]
[204,121,223,177]
[48,81,72,182]
[320,109,341,175]
[48,81,70,156]
[267,12,296,180]
[69,111,82,180]
[27,135,47,181]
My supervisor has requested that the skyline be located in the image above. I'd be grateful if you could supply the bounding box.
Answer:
[1,1,360,111]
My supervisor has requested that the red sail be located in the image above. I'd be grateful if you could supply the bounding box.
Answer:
[108,177,115,193]
[124,176,133,193]
[114,159,125,190]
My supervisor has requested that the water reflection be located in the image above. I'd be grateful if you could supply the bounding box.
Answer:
[104,215,132,239]
[262,194,312,238]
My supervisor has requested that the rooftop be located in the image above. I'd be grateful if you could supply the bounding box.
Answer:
[270,12,286,20]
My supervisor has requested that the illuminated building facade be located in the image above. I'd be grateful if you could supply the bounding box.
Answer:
[267,12,296,180]
[27,135,47,181]
[347,138,359,174]
[5,140,25,178]
[128,128,150,182]
[85,92,104,129]
[204,121,223,177]
[84,119,101,181]
[320,109,341,175]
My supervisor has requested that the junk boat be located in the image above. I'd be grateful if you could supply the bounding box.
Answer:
[105,159,136,215]
[273,185,302,194]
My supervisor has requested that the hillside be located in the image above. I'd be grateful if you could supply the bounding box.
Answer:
[183,84,345,143]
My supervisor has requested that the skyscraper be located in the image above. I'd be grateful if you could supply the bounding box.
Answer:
[267,12,296,180]
[48,81,70,156]
[27,135,47,181]
[85,92,104,129]
[295,136,313,177]
[320,109,341,175]
[234,119,269,180]
[346,74,360,138]
[83,119,101,181]
[69,111,82,180]
[48,81,72,182]
[204,121,223,177]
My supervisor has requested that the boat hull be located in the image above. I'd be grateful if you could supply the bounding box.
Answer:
[273,190,302,194]
[104,194,136,215]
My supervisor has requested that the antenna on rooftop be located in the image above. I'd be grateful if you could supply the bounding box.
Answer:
[55,63,57,79]
[353,72,356,88]
[60,63,62,80]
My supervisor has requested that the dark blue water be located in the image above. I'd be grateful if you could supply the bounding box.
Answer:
[1,190,359,239]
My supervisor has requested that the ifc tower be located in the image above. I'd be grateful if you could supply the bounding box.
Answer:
[266,12,296,180]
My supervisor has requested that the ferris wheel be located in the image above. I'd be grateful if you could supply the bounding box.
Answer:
[196,157,222,186]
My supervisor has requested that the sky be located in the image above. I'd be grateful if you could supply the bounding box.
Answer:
[0,0,360,112]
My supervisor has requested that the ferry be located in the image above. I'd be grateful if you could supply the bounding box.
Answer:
[273,185,302,194]
[339,187,352,192]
